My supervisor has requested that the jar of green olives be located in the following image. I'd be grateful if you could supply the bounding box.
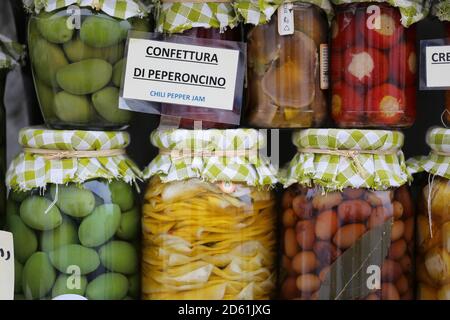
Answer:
[5,128,142,300]
[24,0,151,130]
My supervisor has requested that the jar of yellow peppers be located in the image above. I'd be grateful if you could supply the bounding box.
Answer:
[408,127,450,300]
[141,129,278,299]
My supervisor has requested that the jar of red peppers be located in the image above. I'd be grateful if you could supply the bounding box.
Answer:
[280,129,414,300]
[330,1,427,128]
[157,1,243,128]
[407,127,450,300]
[242,1,332,128]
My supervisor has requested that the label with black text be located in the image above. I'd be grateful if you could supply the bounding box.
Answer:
[425,45,450,88]
[0,231,14,300]
[122,38,240,110]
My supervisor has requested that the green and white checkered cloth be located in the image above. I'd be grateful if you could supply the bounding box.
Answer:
[235,0,333,25]
[156,2,240,33]
[6,127,142,192]
[330,0,429,27]
[432,0,450,22]
[407,127,450,180]
[0,34,25,70]
[143,129,278,187]
[23,0,150,19]
[282,129,411,191]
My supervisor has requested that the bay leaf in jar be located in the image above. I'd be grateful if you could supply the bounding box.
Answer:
[261,31,316,109]
[319,218,393,300]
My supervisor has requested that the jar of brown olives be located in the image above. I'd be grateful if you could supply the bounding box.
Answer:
[280,129,414,300]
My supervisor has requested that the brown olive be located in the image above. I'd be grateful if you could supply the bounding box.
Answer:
[315,210,339,240]
[337,200,372,223]
[381,283,400,300]
[333,224,366,249]
[388,239,407,261]
[292,195,314,219]
[292,251,318,274]
[295,220,315,250]
[284,228,299,258]
[391,220,405,241]
[381,259,402,282]
[280,277,300,300]
[282,208,297,227]
[296,274,321,293]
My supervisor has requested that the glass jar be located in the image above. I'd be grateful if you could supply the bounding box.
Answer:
[246,2,329,128]
[280,128,413,300]
[141,128,278,299]
[413,127,450,300]
[6,180,140,300]
[416,176,450,300]
[445,24,450,125]
[279,185,414,300]
[5,127,142,300]
[0,70,7,228]
[28,8,150,130]
[331,3,417,128]
[161,27,243,129]
[156,2,244,129]
[142,177,276,299]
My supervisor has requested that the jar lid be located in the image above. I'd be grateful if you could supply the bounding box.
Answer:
[330,0,430,27]
[433,0,450,22]
[157,1,239,33]
[6,127,142,191]
[282,128,411,191]
[143,128,278,187]
[407,127,450,180]
[235,0,333,25]
[23,0,150,19]
[0,34,25,70]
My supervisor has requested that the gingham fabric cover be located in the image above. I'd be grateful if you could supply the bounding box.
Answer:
[407,127,450,180]
[23,0,149,19]
[283,129,411,191]
[6,127,142,191]
[433,0,450,21]
[330,0,429,27]
[0,34,25,70]
[143,129,278,186]
[156,2,240,33]
[234,0,333,25]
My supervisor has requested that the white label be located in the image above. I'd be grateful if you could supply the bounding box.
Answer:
[0,231,14,300]
[278,3,294,36]
[320,44,329,90]
[426,45,450,88]
[121,38,240,111]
